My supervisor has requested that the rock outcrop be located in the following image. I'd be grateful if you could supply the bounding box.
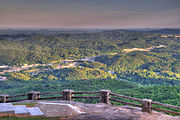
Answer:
[1,101,179,120]
[38,101,179,120]
[35,102,85,117]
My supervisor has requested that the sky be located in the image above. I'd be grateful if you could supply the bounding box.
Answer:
[0,0,180,29]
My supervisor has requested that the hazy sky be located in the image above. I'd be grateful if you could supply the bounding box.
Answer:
[0,0,180,29]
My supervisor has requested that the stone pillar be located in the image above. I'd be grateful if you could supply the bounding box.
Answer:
[0,94,9,103]
[142,99,152,114]
[62,89,74,101]
[28,91,40,100]
[100,90,111,104]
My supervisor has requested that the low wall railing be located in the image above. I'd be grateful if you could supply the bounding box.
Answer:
[0,89,180,115]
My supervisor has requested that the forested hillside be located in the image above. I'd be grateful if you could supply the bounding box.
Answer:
[0,29,180,106]
[1,30,179,65]
[0,79,179,106]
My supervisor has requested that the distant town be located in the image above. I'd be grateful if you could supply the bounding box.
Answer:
[0,44,167,81]
[0,60,79,81]
[161,35,180,38]
[123,45,167,52]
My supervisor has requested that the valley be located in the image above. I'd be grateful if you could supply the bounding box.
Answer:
[0,29,180,109]
[1,0,180,119]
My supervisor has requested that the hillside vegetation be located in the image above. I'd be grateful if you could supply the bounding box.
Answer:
[0,29,180,107]
[0,30,179,65]
[0,79,179,106]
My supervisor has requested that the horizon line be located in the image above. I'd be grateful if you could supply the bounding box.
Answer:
[0,27,180,30]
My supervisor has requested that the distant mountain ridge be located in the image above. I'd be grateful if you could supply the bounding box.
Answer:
[0,29,179,86]
[0,29,179,65]
[124,28,180,34]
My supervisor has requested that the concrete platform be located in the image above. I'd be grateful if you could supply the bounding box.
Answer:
[35,102,84,117]
[0,103,44,116]
[0,103,14,113]
[27,107,44,116]
[14,105,30,115]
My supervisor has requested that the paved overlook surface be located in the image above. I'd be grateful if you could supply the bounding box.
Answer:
[55,101,180,120]
[0,101,180,120]
[0,103,44,116]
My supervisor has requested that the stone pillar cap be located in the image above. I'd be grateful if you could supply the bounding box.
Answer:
[100,90,111,92]
[29,91,40,93]
[63,89,74,92]
[142,99,152,102]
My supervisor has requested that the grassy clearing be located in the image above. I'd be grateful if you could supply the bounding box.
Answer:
[12,103,37,107]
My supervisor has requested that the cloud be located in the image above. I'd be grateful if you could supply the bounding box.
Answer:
[0,0,179,28]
